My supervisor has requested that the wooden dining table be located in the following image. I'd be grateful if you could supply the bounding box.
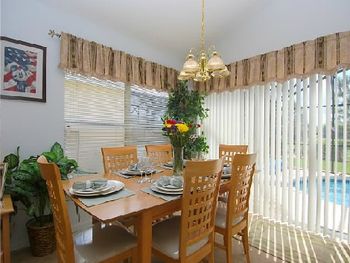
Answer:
[61,169,230,263]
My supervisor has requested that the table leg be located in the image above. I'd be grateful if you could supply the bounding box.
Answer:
[2,214,10,263]
[137,209,152,263]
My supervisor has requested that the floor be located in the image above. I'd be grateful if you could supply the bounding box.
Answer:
[12,237,283,263]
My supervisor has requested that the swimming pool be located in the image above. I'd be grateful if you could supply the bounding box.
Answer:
[295,177,350,207]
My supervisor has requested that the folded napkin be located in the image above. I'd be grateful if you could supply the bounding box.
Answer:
[157,176,183,189]
[223,166,232,174]
[72,179,108,191]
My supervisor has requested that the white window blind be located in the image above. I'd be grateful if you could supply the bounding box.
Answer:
[125,85,169,156]
[64,74,125,172]
[203,69,350,241]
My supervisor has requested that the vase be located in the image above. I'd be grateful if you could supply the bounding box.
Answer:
[173,146,184,176]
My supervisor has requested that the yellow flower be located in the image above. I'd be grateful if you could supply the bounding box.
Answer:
[175,123,189,133]
[165,124,172,128]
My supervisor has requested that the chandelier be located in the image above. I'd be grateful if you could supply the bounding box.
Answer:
[178,0,230,82]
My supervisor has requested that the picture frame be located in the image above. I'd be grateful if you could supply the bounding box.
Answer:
[0,36,46,102]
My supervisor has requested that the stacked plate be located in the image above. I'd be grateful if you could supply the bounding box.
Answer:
[69,180,124,197]
[151,176,183,195]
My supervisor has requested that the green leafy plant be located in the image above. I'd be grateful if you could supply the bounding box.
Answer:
[185,134,210,158]
[3,142,78,226]
[165,80,209,158]
[166,80,208,123]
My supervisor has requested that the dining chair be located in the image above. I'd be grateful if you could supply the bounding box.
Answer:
[214,153,256,263]
[145,144,173,165]
[37,156,137,263]
[101,146,138,174]
[152,158,224,263]
[219,144,248,167]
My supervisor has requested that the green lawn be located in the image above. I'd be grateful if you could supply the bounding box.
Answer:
[295,159,350,174]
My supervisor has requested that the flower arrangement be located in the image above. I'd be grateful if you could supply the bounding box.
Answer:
[162,119,191,147]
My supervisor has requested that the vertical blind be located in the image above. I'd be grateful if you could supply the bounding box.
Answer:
[203,69,350,241]
[64,74,169,172]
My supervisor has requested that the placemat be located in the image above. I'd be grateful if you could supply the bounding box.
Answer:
[141,187,181,201]
[78,188,135,207]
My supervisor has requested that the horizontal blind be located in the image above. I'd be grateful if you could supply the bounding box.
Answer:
[204,69,350,241]
[64,74,125,172]
[125,85,169,156]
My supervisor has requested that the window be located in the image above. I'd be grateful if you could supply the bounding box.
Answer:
[64,73,168,172]
[203,69,350,240]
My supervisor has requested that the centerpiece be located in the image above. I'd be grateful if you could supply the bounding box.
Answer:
[162,119,191,176]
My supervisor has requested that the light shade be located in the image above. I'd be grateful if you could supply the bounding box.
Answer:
[207,51,225,71]
[211,66,230,78]
[178,70,195,80]
[182,54,199,73]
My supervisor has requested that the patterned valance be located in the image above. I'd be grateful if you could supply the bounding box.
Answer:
[59,32,178,91]
[195,31,350,93]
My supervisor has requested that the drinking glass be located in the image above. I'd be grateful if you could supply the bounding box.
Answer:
[137,157,146,183]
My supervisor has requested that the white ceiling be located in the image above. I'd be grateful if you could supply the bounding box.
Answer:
[37,0,273,65]
[36,0,350,69]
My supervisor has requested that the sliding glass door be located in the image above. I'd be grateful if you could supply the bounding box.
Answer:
[203,69,350,240]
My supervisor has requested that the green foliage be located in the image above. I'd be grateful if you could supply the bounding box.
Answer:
[185,134,210,158]
[3,142,78,225]
[165,80,209,159]
[166,80,208,123]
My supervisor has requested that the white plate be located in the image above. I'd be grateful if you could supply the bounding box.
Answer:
[72,184,111,194]
[151,185,182,195]
[155,184,183,192]
[70,180,124,197]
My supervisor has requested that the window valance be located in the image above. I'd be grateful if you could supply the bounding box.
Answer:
[195,31,350,93]
[59,32,178,91]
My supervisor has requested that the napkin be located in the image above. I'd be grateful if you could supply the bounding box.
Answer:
[157,176,183,189]
[72,179,108,191]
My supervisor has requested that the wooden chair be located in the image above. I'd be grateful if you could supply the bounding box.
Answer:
[152,158,224,263]
[101,146,138,174]
[214,153,256,263]
[219,144,248,167]
[37,156,137,263]
[145,144,173,165]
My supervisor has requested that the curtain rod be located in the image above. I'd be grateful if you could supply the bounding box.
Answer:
[48,29,61,38]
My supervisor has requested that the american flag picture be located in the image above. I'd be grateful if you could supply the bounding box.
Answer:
[3,46,37,93]
[1,37,46,102]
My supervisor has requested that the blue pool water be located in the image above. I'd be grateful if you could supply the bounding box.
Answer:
[295,178,350,207]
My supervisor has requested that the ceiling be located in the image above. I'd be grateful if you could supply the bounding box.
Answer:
[35,0,350,69]
[38,0,273,66]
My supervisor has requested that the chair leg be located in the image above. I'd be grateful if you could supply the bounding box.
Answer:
[224,234,232,263]
[208,246,215,263]
[242,227,250,263]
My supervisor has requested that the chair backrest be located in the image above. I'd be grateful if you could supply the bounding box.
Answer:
[179,158,223,260]
[226,153,256,225]
[37,156,75,263]
[145,144,172,165]
[219,144,248,167]
[101,146,138,174]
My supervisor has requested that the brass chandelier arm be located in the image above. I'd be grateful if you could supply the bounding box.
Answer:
[201,0,205,52]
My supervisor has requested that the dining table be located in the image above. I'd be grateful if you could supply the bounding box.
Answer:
[61,168,231,263]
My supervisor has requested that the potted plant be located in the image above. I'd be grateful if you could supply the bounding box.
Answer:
[165,80,209,159]
[4,142,78,256]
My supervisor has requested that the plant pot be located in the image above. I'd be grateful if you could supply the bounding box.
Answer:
[26,215,56,257]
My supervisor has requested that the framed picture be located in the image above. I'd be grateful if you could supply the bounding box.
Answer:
[0,36,46,102]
